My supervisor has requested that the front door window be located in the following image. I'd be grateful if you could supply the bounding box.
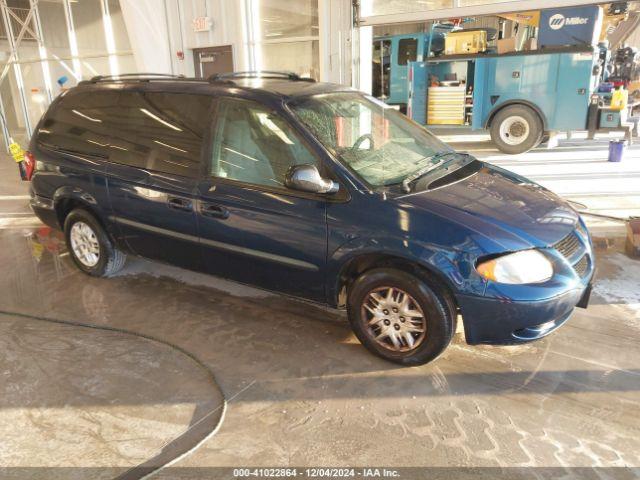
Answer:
[211,98,319,189]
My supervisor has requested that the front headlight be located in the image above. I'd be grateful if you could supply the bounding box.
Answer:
[476,250,553,284]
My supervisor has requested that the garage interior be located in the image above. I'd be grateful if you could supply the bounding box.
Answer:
[1,0,640,479]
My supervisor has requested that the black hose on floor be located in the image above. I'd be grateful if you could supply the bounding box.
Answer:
[0,309,227,480]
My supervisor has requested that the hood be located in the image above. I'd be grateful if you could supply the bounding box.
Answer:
[401,163,579,248]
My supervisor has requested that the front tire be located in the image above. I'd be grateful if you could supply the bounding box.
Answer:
[347,268,455,366]
[490,105,543,154]
[64,208,126,277]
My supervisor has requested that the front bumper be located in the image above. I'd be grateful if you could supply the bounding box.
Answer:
[457,220,596,346]
[456,284,590,345]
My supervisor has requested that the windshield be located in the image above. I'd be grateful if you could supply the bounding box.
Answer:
[289,92,452,187]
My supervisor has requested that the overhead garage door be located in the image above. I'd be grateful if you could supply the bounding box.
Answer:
[359,0,609,26]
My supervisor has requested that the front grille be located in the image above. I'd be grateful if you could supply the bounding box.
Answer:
[573,254,590,278]
[553,232,582,260]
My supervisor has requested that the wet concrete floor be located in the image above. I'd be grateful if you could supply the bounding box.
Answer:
[0,150,639,478]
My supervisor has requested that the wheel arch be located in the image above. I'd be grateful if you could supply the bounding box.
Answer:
[52,188,116,243]
[333,252,459,317]
[484,100,548,131]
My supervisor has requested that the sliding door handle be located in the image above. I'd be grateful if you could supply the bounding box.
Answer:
[167,197,193,212]
[201,203,229,219]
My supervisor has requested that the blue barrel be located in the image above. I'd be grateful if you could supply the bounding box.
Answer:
[608,140,627,162]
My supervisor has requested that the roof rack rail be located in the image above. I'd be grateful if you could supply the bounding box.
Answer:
[88,73,187,83]
[209,71,315,83]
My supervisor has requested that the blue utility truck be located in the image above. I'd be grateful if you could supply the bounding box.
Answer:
[407,46,603,153]
[373,31,445,106]
[377,5,633,154]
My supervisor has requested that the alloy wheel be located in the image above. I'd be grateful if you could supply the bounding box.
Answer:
[69,221,100,267]
[361,286,427,352]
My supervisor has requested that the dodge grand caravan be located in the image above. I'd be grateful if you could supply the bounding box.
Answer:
[26,72,594,365]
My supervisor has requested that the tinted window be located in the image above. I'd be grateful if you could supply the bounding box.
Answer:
[108,91,213,178]
[38,91,120,157]
[211,98,318,188]
[398,38,418,65]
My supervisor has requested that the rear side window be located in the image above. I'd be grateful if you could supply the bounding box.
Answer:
[398,38,418,65]
[38,91,120,157]
[108,91,213,178]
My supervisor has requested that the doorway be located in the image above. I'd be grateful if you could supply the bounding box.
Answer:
[372,38,391,100]
[193,46,234,78]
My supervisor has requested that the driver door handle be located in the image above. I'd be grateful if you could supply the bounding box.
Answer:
[201,203,229,219]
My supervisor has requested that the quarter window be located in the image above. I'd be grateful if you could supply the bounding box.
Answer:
[38,91,120,157]
[211,98,319,188]
[398,38,418,66]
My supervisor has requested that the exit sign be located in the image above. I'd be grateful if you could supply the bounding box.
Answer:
[192,17,212,32]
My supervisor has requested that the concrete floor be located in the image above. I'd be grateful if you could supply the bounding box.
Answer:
[0,138,639,479]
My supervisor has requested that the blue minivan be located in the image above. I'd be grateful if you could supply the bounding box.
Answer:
[26,72,594,365]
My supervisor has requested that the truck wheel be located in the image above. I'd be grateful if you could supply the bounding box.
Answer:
[347,268,456,366]
[64,208,126,277]
[490,105,543,154]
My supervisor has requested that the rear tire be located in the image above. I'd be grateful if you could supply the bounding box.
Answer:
[347,268,455,366]
[64,208,126,277]
[490,105,543,154]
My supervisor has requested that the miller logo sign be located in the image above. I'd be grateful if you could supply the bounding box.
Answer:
[548,13,589,30]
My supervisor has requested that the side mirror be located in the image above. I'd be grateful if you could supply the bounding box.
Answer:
[284,164,339,194]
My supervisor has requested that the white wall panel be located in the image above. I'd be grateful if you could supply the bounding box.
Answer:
[119,0,172,73]
[179,0,247,73]
[119,0,352,82]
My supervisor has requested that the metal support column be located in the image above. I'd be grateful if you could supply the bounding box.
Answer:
[0,89,11,152]
[319,0,329,82]
[356,0,372,93]
[242,0,260,71]
[30,0,54,104]
[0,0,35,140]
[62,0,82,81]
[100,0,119,76]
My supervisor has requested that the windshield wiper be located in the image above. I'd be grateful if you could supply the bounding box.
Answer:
[401,151,455,193]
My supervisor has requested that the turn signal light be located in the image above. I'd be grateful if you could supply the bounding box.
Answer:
[476,259,498,281]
